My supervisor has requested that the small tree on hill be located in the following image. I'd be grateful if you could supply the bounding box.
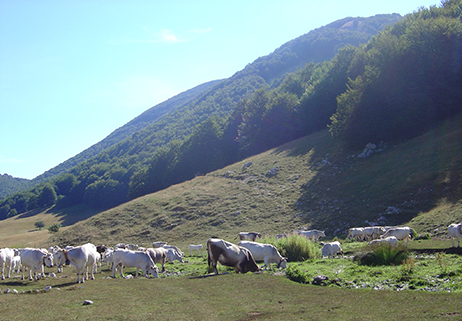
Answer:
[48,223,61,234]
[35,221,45,230]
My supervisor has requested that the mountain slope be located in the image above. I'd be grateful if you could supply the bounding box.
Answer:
[47,113,462,248]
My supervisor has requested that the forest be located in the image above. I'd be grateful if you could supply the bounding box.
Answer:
[1,1,461,220]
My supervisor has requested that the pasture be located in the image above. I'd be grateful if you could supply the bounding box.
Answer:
[1,240,462,320]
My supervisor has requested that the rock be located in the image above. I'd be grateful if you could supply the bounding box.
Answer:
[312,275,329,286]
[83,300,93,305]
[266,167,279,177]
[45,286,52,291]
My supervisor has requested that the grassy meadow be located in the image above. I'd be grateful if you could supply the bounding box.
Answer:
[1,241,462,320]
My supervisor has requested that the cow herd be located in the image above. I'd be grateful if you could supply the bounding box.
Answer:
[0,223,461,282]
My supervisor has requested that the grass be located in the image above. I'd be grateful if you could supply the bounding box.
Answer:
[1,250,462,320]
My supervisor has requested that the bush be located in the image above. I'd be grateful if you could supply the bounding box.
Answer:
[354,243,408,266]
[286,265,311,284]
[262,234,318,262]
[48,223,61,234]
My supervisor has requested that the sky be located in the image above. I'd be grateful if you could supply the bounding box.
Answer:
[0,0,439,180]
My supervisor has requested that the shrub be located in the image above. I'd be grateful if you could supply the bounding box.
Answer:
[48,223,61,234]
[262,234,318,262]
[285,265,311,284]
[354,243,409,266]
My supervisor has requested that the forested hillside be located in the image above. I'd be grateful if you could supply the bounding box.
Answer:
[0,174,32,200]
[0,13,400,219]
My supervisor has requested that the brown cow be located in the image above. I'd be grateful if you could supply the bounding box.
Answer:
[207,238,261,275]
[145,247,167,272]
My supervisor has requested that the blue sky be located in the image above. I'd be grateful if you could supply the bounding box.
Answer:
[0,0,438,179]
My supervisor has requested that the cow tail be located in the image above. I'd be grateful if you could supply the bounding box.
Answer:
[207,240,211,268]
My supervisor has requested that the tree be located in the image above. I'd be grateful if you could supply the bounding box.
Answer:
[37,184,57,207]
[35,221,45,230]
[48,223,61,233]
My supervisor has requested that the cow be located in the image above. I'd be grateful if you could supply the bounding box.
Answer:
[381,226,412,245]
[54,243,99,283]
[448,223,462,248]
[19,248,54,281]
[145,247,167,272]
[238,241,287,270]
[189,244,203,256]
[12,255,21,274]
[152,242,168,248]
[49,245,65,273]
[347,227,365,241]
[368,236,398,247]
[96,245,107,258]
[237,232,262,242]
[298,230,325,242]
[363,226,386,241]
[111,249,158,278]
[0,248,14,280]
[207,238,261,275]
[320,241,343,258]
[164,248,184,263]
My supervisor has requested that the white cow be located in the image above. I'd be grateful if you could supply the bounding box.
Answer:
[368,236,398,247]
[12,255,21,274]
[55,243,99,283]
[0,248,15,280]
[19,248,54,281]
[111,249,158,278]
[363,226,386,241]
[347,227,365,241]
[320,241,343,258]
[381,227,412,245]
[164,248,184,263]
[298,230,325,242]
[152,242,168,248]
[189,244,203,256]
[238,241,287,270]
[448,223,462,248]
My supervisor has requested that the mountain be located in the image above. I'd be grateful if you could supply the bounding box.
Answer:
[0,14,402,216]
[0,174,32,200]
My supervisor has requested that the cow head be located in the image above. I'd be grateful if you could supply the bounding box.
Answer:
[149,265,159,278]
[43,253,54,268]
[241,249,261,273]
[277,257,288,269]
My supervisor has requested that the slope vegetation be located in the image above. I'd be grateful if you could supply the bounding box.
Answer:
[39,113,462,248]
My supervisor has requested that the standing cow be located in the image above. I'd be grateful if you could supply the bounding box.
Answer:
[0,248,14,280]
[19,248,54,281]
[237,232,262,242]
[448,223,462,248]
[54,243,99,283]
[298,230,325,242]
[207,238,261,274]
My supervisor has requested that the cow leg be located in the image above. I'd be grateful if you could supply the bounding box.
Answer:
[1,262,4,280]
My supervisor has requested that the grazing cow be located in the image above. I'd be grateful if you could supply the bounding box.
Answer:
[320,241,343,258]
[363,226,386,241]
[238,241,287,270]
[381,227,412,245]
[448,223,462,248]
[164,248,184,263]
[368,236,398,247]
[111,249,158,278]
[237,232,262,242]
[298,230,326,242]
[207,238,261,274]
[347,227,365,241]
[189,244,203,256]
[54,243,99,283]
[0,248,14,280]
[19,248,54,281]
